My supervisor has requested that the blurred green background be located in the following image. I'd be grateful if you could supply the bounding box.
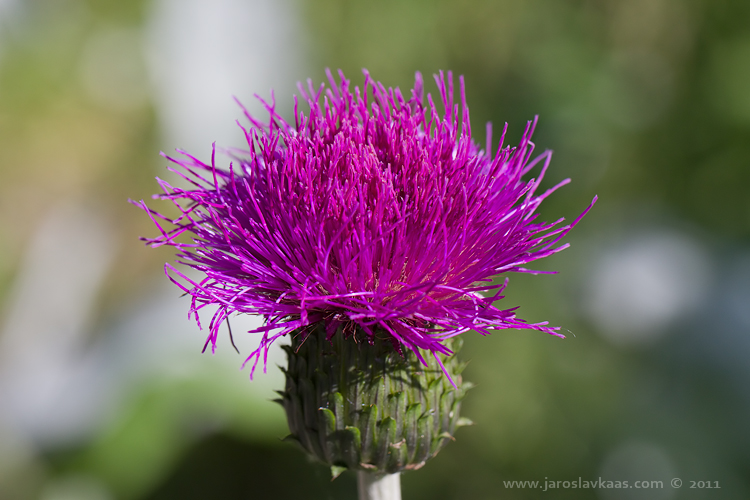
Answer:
[0,0,749,499]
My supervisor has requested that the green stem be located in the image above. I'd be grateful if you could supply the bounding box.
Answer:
[357,472,401,500]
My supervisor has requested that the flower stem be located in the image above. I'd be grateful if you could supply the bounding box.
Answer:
[357,472,401,500]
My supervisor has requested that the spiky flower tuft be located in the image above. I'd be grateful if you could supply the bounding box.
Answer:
[138,69,595,381]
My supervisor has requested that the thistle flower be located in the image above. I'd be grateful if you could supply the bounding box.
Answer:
[137,69,595,483]
[139,69,594,376]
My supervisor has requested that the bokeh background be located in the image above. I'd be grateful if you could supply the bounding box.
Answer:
[0,0,749,499]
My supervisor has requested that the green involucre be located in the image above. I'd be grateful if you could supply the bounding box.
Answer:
[277,325,473,476]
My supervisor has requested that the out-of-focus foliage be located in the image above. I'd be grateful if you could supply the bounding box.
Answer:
[306,0,750,239]
[0,0,160,310]
[0,0,748,499]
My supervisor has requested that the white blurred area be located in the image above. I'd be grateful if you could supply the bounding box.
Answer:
[0,204,116,447]
[583,229,713,347]
[145,0,307,152]
[0,0,306,495]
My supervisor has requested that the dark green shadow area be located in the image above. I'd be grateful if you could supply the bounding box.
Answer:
[143,434,355,500]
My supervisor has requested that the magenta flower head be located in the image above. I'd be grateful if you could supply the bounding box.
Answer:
[138,69,595,480]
